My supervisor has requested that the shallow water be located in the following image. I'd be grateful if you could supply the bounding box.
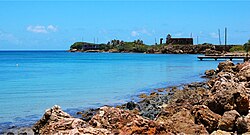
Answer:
[0,51,240,130]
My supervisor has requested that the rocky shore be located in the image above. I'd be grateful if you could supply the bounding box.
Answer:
[69,44,233,55]
[4,60,250,134]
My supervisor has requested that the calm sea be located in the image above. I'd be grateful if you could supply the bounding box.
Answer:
[0,51,232,131]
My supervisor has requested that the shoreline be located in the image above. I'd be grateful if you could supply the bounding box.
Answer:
[1,73,207,134]
[3,60,250,134]
[0,77,207,134]
[33,60,250,134]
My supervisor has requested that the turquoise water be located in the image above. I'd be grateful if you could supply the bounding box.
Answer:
[0,51,231,130]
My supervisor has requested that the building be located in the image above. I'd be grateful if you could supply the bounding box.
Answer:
[166,34,193,45]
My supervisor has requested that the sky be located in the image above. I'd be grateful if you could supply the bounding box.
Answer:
[0,1,249,50]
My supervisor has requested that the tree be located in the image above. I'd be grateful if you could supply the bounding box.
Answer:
[243,40,250,62]
[244,40,250,55]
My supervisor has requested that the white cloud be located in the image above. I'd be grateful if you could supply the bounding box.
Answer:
[27,25,58,33]
[47,25,57,32]
[27,25,47,33]
[131,31,139,37]
[0,30,21,44]
[131,28,153,37]
[209,32,219,38]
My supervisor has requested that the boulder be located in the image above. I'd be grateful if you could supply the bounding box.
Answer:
[156,108,208,134]
[33,105,110,135]
[206,82,249,115]
[89,106,166,134]
[236,112,250,134]
[217,60,235,72]
[236,116,248,134]
[191,105,221,133]
[218,110,240,131]
[205,69,216,78]
[210,130,232,135]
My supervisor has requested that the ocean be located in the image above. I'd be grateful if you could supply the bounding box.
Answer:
[0,51,231,131]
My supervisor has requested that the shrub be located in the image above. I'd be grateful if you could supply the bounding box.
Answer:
[229,46,244,52]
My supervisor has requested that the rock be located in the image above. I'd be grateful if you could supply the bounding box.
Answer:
[236,116,248,134]
[149,92,159,97]
[89,106,167,134]
[33,105,111,135]
[206,82,249,115]
[205,69,216,77]
[124,101,138,110]
[191,105,221,133]
[235,112,250,134]
[218,110,240,131]
[138,94,168,120]
[4,128,34,135]
[139,93,147,98]
[80,108,99,122]
[217,60,234,72]
[156,108,208,134]
[234,91,249,115]
[236,61,250,72]
[210,130,232,135]
[240,68,250,82]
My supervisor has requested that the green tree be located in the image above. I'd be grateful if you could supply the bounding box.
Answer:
[244,40,250,55]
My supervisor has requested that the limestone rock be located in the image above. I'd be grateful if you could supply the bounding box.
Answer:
[236,116,248,134]
[33,105,111,135]
[210,130,232,135]
[191,105,221,133]
[157,108,208,134]
[89,106,166,134]
[205,69,216,78]
[235,112,250,134]
[218,110,240,131]
[217,60,234,72]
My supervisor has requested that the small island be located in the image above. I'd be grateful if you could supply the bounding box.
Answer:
[69,34,250,56]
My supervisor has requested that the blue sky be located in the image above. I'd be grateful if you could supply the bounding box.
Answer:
[0,1,249,50]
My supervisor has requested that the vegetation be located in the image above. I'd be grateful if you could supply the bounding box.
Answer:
[70,39,150,53]
[70,42,85,50]
[244,40,250,54]
[229,45,245,52]
[69,39,249,54]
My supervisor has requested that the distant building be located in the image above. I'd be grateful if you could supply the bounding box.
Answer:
[166,34,193,45]
[160,38,163,45]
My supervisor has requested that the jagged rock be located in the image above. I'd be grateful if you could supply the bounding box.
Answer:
[206,81,249,115]
[236,61,250,72]
[138,94,169,120]
[217,60,234,72]
[89,106,166,134]
[191,105,221,133]
[236,116,248,134]
[235,112,250,134]
[210,130,232,135]
[205,69,216,77]
[156,108,208,134]
[124,101,138,110]
[4,128,34,135]
[33,105,110,135]
[218,110,240,131]
[79,108,99,122]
